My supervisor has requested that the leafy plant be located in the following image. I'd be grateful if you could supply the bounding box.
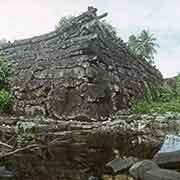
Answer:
[56,15,121,44]
[15,121,37,147]
[0,89,13,112]
[0,56,13,112]
[55,15,74,31]
[128,30,159,64]
[132,75,180,113]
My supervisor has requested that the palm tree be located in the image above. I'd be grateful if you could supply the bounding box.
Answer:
[128,30,159,64]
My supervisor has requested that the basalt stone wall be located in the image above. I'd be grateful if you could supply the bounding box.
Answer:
[0,7,163,120]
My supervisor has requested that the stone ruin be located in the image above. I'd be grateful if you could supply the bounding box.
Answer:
[0,7,162,120]
[0,7,175,180]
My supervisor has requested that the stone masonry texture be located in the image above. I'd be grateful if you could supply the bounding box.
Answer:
[0,7,163,120]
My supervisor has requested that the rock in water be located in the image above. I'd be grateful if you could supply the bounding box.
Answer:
[153,150,180,169]
[153,134,180,169]
[106,157,138,173]
[144,168,180,180]
[129,160,159,180]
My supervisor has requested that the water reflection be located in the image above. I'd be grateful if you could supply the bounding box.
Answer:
[160,134,180,153]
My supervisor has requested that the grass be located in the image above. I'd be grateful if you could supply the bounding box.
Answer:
[132,98,180,113]
[132,75,180,113]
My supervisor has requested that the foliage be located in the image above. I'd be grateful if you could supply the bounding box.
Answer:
[0,57,13,112]
[0,89,13,112]
[132,75,180,113]
[132,98,180,114]
[100,20,120,43]
[15,121,37,147]
[55,15,74,31]
[56,17,158,66]
[128,30,159,64]
[56,16,121,43]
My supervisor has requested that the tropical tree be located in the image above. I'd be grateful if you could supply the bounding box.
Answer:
[128,30,159,64]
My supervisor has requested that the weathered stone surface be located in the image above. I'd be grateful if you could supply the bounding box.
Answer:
[129,160,160,180]
[0,7,162,120]
[106,157,138,173]
[153,150,180,169]
[144,169,180,180]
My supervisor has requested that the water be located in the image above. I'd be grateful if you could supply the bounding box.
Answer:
[2,133,163,180]
[1,118,179,180]
[160,134,180,152]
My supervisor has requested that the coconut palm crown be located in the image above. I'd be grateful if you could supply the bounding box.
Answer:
[128,30,159,65]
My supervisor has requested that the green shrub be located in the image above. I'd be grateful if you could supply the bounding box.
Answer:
[0,89,13,112]
[56,15,74,31]
[132,98,180,113]
[0,57,13,112]
[132,77,180,113]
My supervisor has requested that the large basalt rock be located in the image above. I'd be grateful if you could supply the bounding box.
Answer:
[153,150,180,169]
[106,157,138,173]
[129,160,160,180]
[0,7,162,120]
[144,169,180,180]
[153,134,180,169]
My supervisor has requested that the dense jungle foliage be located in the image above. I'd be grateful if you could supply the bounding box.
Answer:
[0,57,13,112]
[132,75,180,113]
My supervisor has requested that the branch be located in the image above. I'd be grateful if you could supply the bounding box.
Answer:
[0,144,39,158]
[0,141,13,149]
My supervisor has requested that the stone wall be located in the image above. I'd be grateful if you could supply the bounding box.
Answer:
[0,7,163,120]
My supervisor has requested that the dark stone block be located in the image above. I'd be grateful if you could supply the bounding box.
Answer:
[106,157,138,173]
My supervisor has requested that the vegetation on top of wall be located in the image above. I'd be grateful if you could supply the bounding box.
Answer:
[55,15,74,31]
[0,56,13,112]
[56,15,120,40]
[132,75,180,113]
[56,16,159,66]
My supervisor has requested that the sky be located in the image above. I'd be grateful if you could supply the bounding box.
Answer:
[0,0,180,78]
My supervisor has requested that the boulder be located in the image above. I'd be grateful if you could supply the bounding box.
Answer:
[144,168,180,180]
[106,157,138,173]
[153,150,180,169]
[129,160,159,180]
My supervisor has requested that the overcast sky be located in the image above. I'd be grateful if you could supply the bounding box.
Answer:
[0,0,180,78]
